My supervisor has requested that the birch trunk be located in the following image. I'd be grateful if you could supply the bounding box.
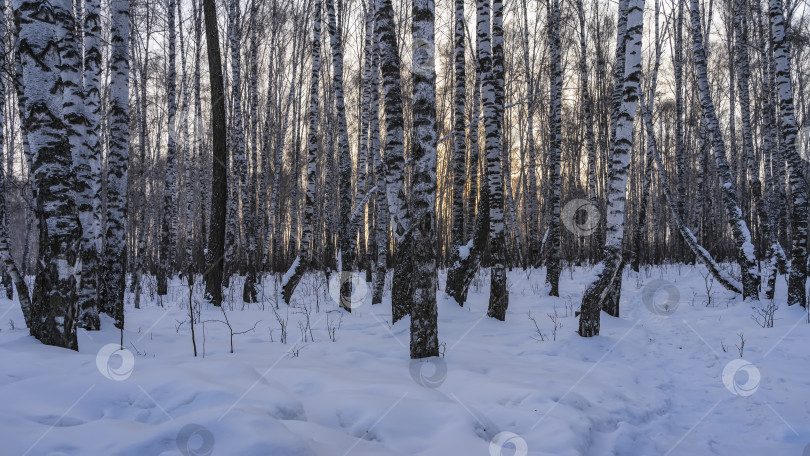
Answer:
[769,0,808,307]
[690,0,759,301]
[481,0,508,321]
[104,0,130,328]
[282,0,322,305]
[76,0,103,329]
[545,0,562,297]
[159,0,178,296]
[410,0,439,358]
[376,0,410,322]
[17,0,83,349]
[325,0,355,312]
[578,0,643,336]
[445,0,468,299]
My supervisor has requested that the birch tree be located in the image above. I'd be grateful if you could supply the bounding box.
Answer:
[522,0,540,267]
[769,0,808,307]
[103,0,130,330]
[16,0,83,349]
[445,0,467,299]
[545,0,562,297]
[376,0,410,322]
[0,0,31,326]
[76,0,103,329]
[690,0,759,301]
[282,0,322,305]
[578,0,644,336]
[365,20,389,305]
[410,0,439,358]
[325,0,355,312]
[446,0,485,307]
[159,0,178,297]
[482,0,508,321]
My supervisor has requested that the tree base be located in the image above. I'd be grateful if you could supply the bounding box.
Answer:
[486,264,509,321]
[281,256,305,305]
[339,270,353,313]
[372,262,385,305]
[157,269,168,296]
[392,236,413,323]
[578,249,624,337]
[445,244,475,306]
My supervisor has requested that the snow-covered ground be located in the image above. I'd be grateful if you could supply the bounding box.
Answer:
[1,265,809,455]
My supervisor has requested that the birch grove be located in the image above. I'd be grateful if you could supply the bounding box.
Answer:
[0,0,808,356]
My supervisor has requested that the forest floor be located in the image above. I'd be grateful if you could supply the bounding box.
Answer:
[1,265,809,455]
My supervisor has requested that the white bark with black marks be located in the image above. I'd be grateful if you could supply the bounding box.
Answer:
[16,0,83,349]
[690,0,759,301]
[578,0,643,336]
